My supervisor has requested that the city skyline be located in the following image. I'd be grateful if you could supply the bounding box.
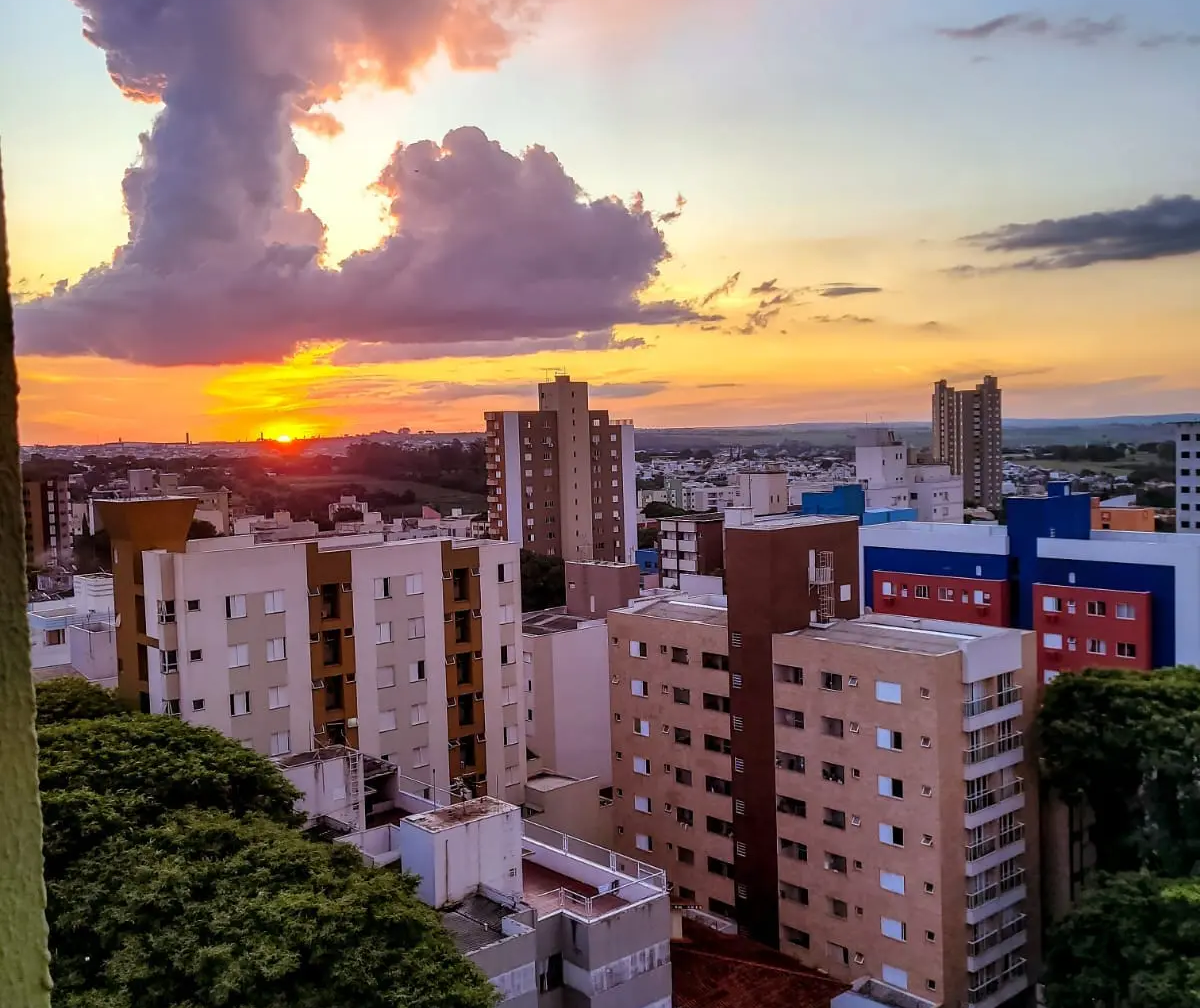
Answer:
[3,0,1199,444]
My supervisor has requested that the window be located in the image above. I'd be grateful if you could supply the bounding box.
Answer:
[677,845,695,864]
[635,833,653,852]
[821,671,843,691]
[1043,595,1063,613]
[937,587,954,601]
[702,652,729,670]
[268,685,288,709]
[374,577,391,599]
[821,716,844,738]
[633,757,651,775]
[406,617,425,640]
[828,897,848,919]
[673,686,691,705]
[777,796,807,818]
[1087,600,1107,617]
[879,823,905,847]
[269,731,291,756]
[503,725,519,746]
[783,927,810,949]
[777,751,805,773]
[675,767,693,786]
[1087,638,1107,656]
[821,762,845,784]
[707,856,735,879]
[186,599,200,612]
[876,728,902,751]
[498,561,514,583]
[631,679,648,697]
[499,604,515,624]
[257,589,284,615]
[703,692,731,713]
[629,640,648,658]
[1116,602,1135,620]
[229,691,250,717]
[225,594,246,620]
[266,637,286,662]
[408,660,426,682]
[879,776,904,799]
[778,708,805,729]
[704,734,732,754]
[706,816,735,837]
[780,882,809,904]
[827,942,849,966]
[1044,632,1064,650]
[1117,642,1137,658]
[500,644,514,665]
[881,917,907,942]
[780,838,807,861]
[881,580,895,597]
[705,775,732,796]
[633,718,651,736]
[189,649,203,662]
[875,681,902,704]
[674,727,692,745]
[376,621,393,644]
[671,646,689,664]
[227,643,249,669]
[823,808,847,829]
[881,966,909,991]
[408,704,426,726]
[914,585,929,599]
[776,664,803,685]
[413,745,430,768]
[404,573,423,595]
[880,871,906,895]
[824,852,848,874]
[191,698,205,711]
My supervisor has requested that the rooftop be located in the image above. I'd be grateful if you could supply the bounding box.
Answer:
[406,795,511,832]
[615,593,728,627]
[787,613,1012,656]
[731,513,858,532]
[524,770,592,793]
[441,892,527,955]
[522,859,628,919]
[522,607,594,635]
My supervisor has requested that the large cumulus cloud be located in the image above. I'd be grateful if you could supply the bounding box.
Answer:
[17,0,695,365]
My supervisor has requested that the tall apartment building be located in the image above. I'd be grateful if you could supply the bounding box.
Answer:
[23,477,71,570]
[98,497,525,802]
[658,514,725,590]
[608,515,1040,1008]
[485,375,637,563]
[932,376,1002,509]
[1177,421,1200,534]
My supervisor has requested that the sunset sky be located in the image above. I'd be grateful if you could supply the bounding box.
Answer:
[3,0,1199,445]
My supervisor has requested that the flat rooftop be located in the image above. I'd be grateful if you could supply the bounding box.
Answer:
[785,613,1012,656]
[522,859,627,919]
[441,893,523,955]
[732,513,858,532]
[525,770,590,793]
[406,795,510,832]
[616,594,728,627]
[522,607,592,635]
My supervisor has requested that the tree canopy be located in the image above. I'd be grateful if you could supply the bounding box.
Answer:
[37,682,497,1008]
[520,550,565,612]
[35,676,128,727]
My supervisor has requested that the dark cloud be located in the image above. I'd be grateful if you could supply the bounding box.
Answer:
[1139,32,1200,49]
[698,382,742,389]
[591,381,669,399]
[817,284,882,298]
[811,314,875,325]
[698,272,741,308]
[328,329,646,366]
[961,194,1200,270]
[938,13,1123,45]
[749,279,779,295]
[657,194,687,224]
[758,292,794,308]
[16,1,697,366]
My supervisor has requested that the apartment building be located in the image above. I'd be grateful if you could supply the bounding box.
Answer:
[658,514,724,590]
[932,377,1002,509]
[1178,421,1200,534]
[485,375,637,563]
[98,497,525,802]
[855,428,963,523]
[23,477,71,570]
[608,514,1040,1008]
[862,481,1200,685]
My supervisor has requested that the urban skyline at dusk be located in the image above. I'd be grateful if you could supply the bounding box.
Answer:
[3,0,1199,444]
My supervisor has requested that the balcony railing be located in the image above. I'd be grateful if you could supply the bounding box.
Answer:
[965,778,1024,815]
[965,825,1025,862]
[967,914,1028,958]
[968,958,1027,1004]
[963,687,1023,718]
[963,733,1024,765]
[966,869,1026,910]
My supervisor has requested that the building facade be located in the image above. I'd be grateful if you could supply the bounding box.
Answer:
[658,515,724,590]
[855,429,963,523]
[932,377,1002,509]
[98,497,525,803]
[1178,421,1200,534]
[485,375,637,564]
[23,477,71,571]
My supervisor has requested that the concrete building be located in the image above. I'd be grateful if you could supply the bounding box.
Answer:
[855,429,963,524]
[861,482,1200,685]
[313,762,673,1008]
[1177,421,1200,534]
[90,470,231,534]
[28,573,118,686]
[658,514,724,591]
[1090,497,1155,533]
[23,477,71,571]
[486,375,638,564]
[98,497,525,803]
[932,377,1002,509]
[607,514,1040,1008]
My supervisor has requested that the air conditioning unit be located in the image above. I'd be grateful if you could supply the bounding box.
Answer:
[447,697,456,707]
[309,633,320,643]
[448,739,460,749]
[849,722,861,734]
[921,786,933,797]
[345,673,356,684]
[851,816,861,827]
[853,953,865,965]
[340,583,352,592]
[445,655,455,665]
[921,736,932,748]
[471,566,480,576]
[308,587,320,597]
[476,733,486,743]
[847,676,858,687]
[311,679,325,690]
[473,650,482,659]
[471,609,481,618]
[611,676,620,685]
[921,835,934,847]
[344,627,354,638]
[474,691,483,701]
[442,571,452,580]
[346,717,359,728]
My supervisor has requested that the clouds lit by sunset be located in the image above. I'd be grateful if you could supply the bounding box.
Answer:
[4,0,1199,443]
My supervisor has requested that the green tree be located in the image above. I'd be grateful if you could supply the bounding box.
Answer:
[520,550,565,612]
[187,518,219,538]
[50,811,498,1008]
[643,501,688,519]
[35,677,129,727]
[1158,441,1177,462]
[1038,667,1200,875]
[331,506,364,523]
[1044,872,1200,1008]
[638,526,660,550]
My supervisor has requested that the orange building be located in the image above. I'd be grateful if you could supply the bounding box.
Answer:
[1090,498,1155,532]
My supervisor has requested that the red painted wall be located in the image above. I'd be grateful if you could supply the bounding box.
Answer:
[1032,584,1152,685]
[871,570,1010,627]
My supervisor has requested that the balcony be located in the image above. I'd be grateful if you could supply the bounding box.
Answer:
[964,778,1024,829]
[963,734,1024,778]
[962,687,1023,732]
[965,826,1026,875]
[967,915,1029,973]
[966,870,1027,923]
[967,958,1029,1008]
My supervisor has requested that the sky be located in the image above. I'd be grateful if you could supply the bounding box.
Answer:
[2,0,1199,445]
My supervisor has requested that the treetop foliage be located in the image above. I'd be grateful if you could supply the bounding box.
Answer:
[35,676,129,727]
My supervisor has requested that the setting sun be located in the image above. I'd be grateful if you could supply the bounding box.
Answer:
[274,434,293,443]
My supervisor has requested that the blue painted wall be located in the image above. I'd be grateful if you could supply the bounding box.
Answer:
[863,507,918,525]
[802,485,865,518]
[862,546,1008,610]
[635,548,659,575]
[1007,483,1092,628]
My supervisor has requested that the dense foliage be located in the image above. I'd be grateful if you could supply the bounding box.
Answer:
[34,677,128,727]
[520,550,565,612]
[37,683,498,1008]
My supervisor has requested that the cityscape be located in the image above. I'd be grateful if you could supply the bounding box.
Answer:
[3,1,1200,1007]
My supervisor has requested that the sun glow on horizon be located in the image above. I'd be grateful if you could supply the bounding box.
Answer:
[275,434,293,443]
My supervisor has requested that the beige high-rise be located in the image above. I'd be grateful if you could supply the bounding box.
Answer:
[485,375,638,563]
[932,376,1002,509]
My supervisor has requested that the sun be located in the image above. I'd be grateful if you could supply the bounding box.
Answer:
[275,434,293,443]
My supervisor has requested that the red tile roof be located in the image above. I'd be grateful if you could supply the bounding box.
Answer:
[671,917,849,1008]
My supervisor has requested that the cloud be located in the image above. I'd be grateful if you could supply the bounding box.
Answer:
[749,278,779,295]
[16,1,697,366]
[817,284,882,298]
[811,314,875,325]
[937,13,1123,45]
[698,272,741,308]
[698,382,742,389]
[960,194,1200,270]
[657,194,687,224]
[1139,32,1200,49]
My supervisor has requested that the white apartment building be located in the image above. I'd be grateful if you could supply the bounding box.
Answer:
[100,497,525,803]
[856,428,963,523]
[28,573,118,686]
[1178,421,1200,534]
